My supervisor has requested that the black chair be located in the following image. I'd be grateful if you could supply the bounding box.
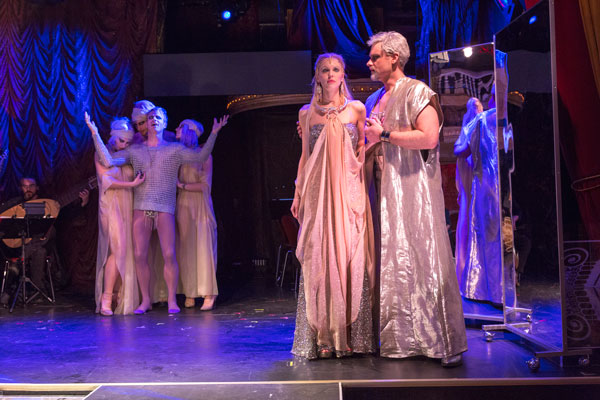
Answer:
[275,214,300,295]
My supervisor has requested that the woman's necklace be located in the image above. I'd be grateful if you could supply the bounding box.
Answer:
[314,98,349,118]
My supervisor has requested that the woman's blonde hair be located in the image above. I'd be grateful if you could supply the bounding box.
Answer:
[310,53,353,107]
[178,119,205,148]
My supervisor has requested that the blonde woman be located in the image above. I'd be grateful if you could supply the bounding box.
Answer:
[291,53,375,359]
[92,118,144,315]
[175,119,220,310]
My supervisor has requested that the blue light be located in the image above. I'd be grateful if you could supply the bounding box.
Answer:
[529,15,537,24]
[222,10,232,20]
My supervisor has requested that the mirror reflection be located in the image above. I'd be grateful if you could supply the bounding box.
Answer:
[496,0,562,348]
[430,43,507,322]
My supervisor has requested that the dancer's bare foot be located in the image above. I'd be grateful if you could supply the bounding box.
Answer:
[134,301,152,315]
[184,297,195,308]
[168,298,180,314]
[100,293,113,316]
[200,295,216,311]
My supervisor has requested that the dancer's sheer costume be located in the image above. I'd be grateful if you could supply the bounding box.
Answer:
[95,161,139,315]
[176,155,218,298]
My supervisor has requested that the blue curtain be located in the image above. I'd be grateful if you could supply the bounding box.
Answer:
[0,0,163,199]
[288,0,373,76]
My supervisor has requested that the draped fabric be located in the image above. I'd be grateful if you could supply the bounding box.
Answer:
[94,160,139,315]
[287,0,373,76]
[0,0,164,198]
[365,78,468,358]
[0,0,164,290]
[176,157,218,298]
[294,106,374,353]
[579,0,600,100]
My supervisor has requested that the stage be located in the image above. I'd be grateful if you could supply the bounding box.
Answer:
[0,273,599,400]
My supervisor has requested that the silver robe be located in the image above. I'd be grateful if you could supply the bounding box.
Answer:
[365,77,468,358]
[454,109,502,304]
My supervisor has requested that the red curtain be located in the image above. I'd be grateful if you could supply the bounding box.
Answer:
[555,0,600,241]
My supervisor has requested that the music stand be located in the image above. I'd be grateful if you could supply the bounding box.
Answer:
[0,202,56,312]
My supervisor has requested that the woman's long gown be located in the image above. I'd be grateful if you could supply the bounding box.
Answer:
[176,154,218,298]
[292,108,375,359]
[95,161,139,314]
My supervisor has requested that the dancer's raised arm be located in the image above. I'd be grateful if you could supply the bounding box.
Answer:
[179,115,228,164]
[85,112,129,167]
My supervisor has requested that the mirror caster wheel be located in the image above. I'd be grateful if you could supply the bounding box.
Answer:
[526,357,540,372]
[526,314,532,322]
[484,331,494,342]
[578,355,590,367]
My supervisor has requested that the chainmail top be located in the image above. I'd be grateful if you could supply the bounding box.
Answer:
[309,123,359,154]
[92,132,217,214]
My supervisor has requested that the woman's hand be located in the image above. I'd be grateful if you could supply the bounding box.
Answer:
[291,197,299,220]
[132,171,146,187]
[177,179,185,189]
[84,112,98,136]
[211,115,230,135]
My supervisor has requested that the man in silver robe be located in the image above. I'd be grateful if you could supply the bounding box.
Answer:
[363,31,468,367]
[454,107,503,304]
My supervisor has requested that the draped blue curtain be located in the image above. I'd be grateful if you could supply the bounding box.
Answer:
[0,0,163,200]
[288,0,373,76]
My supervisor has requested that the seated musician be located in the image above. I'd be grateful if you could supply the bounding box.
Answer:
[0,177,89,305]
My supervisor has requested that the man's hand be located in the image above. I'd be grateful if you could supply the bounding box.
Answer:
[365,116,384,143]
[79,189,90,207]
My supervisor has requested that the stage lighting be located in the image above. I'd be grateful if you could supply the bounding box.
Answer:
[463,47,473,58]
[529,15,537,24]
[222,10,232,20]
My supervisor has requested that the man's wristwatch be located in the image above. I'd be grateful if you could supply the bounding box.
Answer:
[380,130,391,142]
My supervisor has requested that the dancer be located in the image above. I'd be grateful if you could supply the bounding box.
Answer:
[94,119,143,315]
[131,100,176,142]
[364,31,468,366]
[291,53,375,359]
[86,108,228,314]
[175,119,220,310]
[131,100,155,141]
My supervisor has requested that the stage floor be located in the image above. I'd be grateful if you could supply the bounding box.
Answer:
[0,274,599,399]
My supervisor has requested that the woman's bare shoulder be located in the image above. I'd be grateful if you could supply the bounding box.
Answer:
[348,100,366,112]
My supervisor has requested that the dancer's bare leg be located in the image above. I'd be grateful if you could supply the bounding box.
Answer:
[100,254,118,314]
[133,210,153,313]
[156,212,180,313]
